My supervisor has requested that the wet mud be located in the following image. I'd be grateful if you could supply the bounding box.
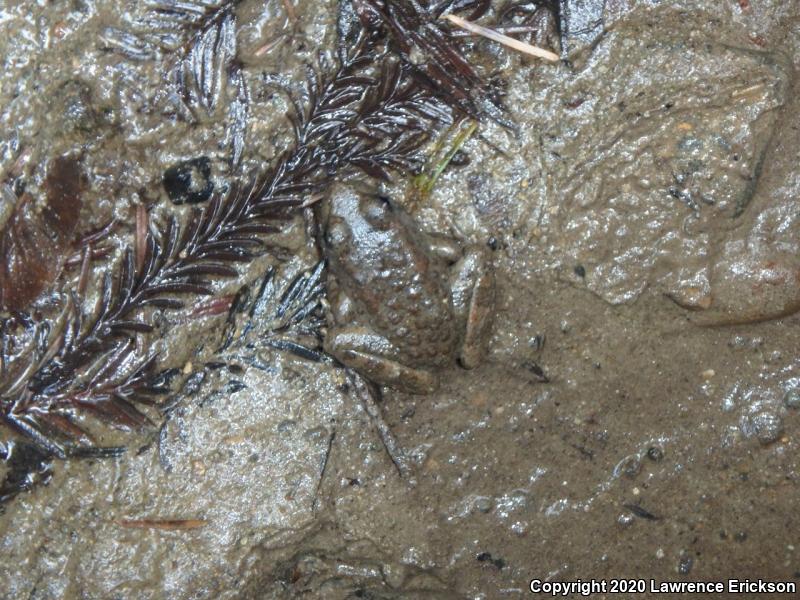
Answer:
[1,1,799,599]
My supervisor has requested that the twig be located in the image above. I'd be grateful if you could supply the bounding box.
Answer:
[114,518,208,530]
[281,0,297,23]
[135,203,148,275]
[441,13,560,62]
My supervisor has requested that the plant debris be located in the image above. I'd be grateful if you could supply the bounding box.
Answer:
[163,157,215,205]
[441,13,560,61]
[0,156,85,311]
[114,518,208,530]
[623,503,661,521]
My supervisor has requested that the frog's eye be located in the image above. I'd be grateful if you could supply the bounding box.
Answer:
[363,195,392,226]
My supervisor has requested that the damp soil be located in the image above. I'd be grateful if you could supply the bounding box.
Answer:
[2,1,800,599]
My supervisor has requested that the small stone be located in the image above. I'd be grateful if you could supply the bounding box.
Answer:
[510,521,528,535]
[473,496,493,513]
[750,412,784,445]
[647,446,665,461]
[617,513,634,527]
[784,388,800,409]
[614,454,642,479]
[476,552,505,570]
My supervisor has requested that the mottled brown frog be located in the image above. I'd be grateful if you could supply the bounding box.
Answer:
[317,183,495,394]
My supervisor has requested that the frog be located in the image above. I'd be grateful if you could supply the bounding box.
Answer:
[316,183,495,394]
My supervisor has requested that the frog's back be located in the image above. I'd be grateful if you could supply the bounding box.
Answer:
[360,229,458,366]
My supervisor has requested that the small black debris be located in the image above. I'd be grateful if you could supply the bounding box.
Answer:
[178,371,208,400]
[0,442,54,505]
[163,157,214,204]
[522,361,550,383]
[529,334,546,352]
[449,149,470,167]
[574,264,586,278]
[224,380,247,394]
[148,367,181,393]
[623,503,660,521]
[477,552,506,570]
[678,554,693,575]
[647,445,665,461]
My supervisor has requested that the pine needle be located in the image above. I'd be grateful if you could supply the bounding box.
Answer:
[114,518,208,530]
[441,14,560,62]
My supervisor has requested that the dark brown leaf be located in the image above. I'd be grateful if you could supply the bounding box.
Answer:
[0,156,84,311]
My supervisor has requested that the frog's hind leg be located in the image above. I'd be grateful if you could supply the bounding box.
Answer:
[450,246,496,369]
[345,369,416,483]
[324,327,437,394]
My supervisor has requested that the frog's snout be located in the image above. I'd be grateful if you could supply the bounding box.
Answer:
[327,183,362,221]
[325,218,350,248]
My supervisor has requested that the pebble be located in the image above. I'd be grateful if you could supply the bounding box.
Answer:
[749,412,784,445]
[784,388,800,409]
[617,513,634,527]
[647,445,665,461]
[613,454,642,479]
[728,335,764,350]
[473,496,493,513]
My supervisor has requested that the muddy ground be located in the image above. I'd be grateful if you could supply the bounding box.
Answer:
[1,0,799,598]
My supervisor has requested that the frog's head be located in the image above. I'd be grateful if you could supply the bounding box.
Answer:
[322,183,395,251]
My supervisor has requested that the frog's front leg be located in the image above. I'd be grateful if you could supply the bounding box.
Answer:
[324,326,438,394]
[449,245,495,369]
